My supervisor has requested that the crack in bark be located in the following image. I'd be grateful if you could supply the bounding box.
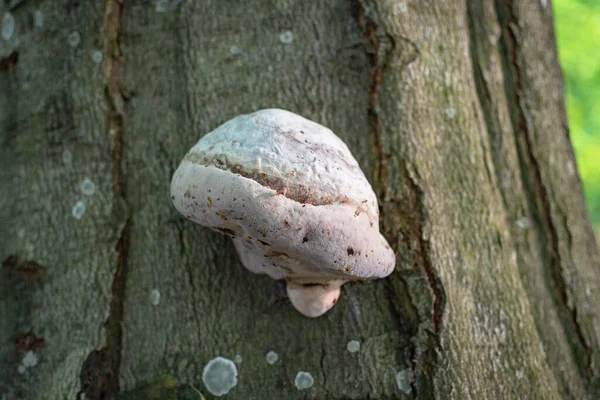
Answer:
[465,2,508,213]
[401,165,444,335]
[468,58,496,193]
[357,3,388,197]
[494,0,592,382]
[320,343,328,396]
[79,1,128,399]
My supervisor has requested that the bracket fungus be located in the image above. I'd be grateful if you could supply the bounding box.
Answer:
[170,109,395,317]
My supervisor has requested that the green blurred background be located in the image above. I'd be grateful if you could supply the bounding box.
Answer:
[554,0,600,237]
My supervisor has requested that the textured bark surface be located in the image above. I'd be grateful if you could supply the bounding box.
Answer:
[1,1,599,399]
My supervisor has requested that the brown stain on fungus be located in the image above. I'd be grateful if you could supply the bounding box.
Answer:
[284,220,291,228]
[216,211,228,220]
[183,152,363,209]
[207,196,213,206]
[345,265,353,272]
[213,227,236,236]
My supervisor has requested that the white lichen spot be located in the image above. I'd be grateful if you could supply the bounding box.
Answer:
[395,369,412,394]
[515,218,529,229]
[2,12,15,41]
[91,50,103,64]
[17,228,25,239]
[279,30,294,44]
[394,2,408,13]
[539,0,547,8]
[234,354,242,363]
[511,251,517,263]
[347,340,361,353]
[567,160,575,176]
[22,351,38,368]
[585,287,591,297]
[294,371,314,390]
[150,289,160,306]
[67,31,81,47]
[34,10,44,28]
[154,0,167,12]
[494,324,507,343]
[516,367,524,379]
[80,178,96,195]
[202,357,238,396]
[230,45,242,55]
[266,351,279,365]
[72,201,86,220]
[155,0,182,12]
[445,107,456,119]
[108,128,116,137]
[155,0,168,12]
[17,364,26,374]
[62,149,73,164]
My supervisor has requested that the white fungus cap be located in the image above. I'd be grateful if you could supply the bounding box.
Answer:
[171,109,395,317]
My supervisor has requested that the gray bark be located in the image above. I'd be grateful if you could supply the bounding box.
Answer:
[1,0,599,399]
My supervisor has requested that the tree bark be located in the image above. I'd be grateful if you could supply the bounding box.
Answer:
[1,0,599,399]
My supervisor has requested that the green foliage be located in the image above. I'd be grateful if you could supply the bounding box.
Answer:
[554,0,600,229]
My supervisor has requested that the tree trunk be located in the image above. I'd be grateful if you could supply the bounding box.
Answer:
[1,0,599,399]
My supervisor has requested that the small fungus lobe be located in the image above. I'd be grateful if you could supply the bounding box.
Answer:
[202,357,238,396]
